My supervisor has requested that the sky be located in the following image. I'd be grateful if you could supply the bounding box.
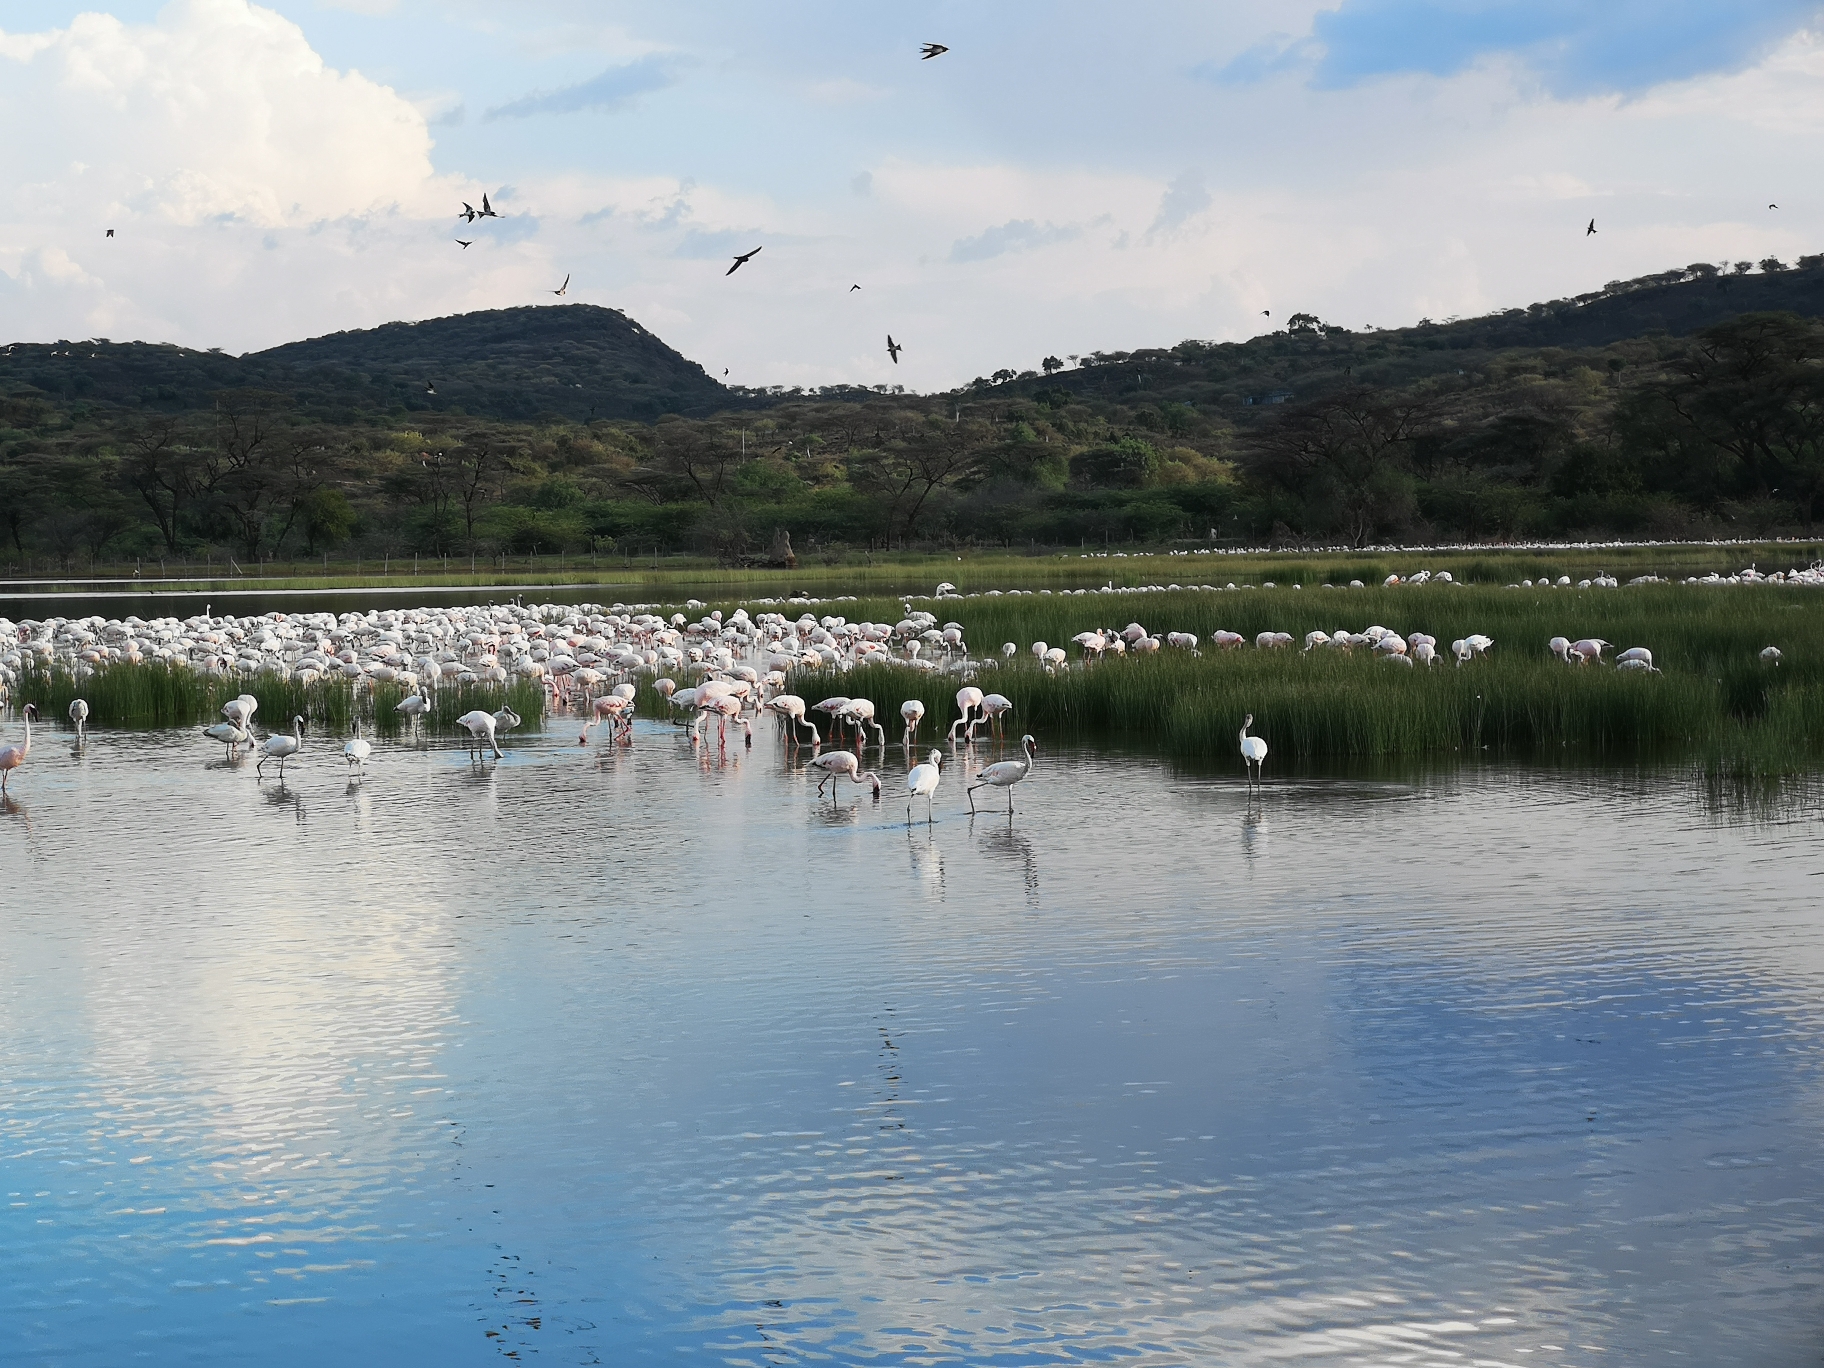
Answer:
[3,0,1823,391]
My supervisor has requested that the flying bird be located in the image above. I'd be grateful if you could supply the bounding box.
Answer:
[727,247,762,275]
[1770,203,1779,209]
[426,382,436,394]
[455,239,473,249]
[723,368,729,376]
[1261,310,1270,317]
[850,284,861,291]
[886,335,902,364]
[551,273,569,296]
[1586,218,1597,235]
[460,202,477,223]
[480,193,499,218]
[105,229,114,238]
[920,42,949,59]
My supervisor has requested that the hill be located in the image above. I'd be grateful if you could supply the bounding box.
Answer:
[985,255,1824,414]
[0,304,738,424]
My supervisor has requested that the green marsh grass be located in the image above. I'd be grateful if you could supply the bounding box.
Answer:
[17,663,544,740]
[759,583,1823,775]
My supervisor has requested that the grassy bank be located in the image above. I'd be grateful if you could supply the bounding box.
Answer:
[3,540,1818,605]
[736,582,1820,776]
[15,665,545,739]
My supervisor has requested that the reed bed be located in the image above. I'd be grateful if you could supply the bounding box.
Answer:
[755,581,1823,776]
[15,663,544,739]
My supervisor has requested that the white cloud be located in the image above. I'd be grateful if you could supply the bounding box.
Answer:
[5,2,1824,388]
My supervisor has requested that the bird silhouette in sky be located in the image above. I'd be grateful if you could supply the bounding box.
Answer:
[426,382,436,395]
[887,335,903,364]
[480,193,499,219]
[459,202,477,223]
[1770,203,1779,209]
[850,284,861,291]
[1261,310,1270,317]
[550,273,569,296]
[920,43,949,59]
[105,229,114,238]
[455,239,472,249]
[1586,219,1597,235]
[727,247,762,275]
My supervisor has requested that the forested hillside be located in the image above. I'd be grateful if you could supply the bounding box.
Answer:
[6,256,1824,571]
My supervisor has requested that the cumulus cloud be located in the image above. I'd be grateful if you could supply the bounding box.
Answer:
[485,55,681,120]
[1148,170,1212,236]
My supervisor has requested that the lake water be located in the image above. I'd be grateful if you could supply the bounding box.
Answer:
[3,718,1823,1366]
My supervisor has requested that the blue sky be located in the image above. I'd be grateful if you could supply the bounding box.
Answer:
[1,0,1821,387]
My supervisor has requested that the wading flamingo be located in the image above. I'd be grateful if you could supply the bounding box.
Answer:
[1240,714,1268,791]
[901,699,926,747]
[810,749,881,799]
[456,708,512,760]
[68,698,89,745]
[966,734,1038,815]
[222,694,258,732]
[257,715,304,780]
[0,704,39,792]
[948,686,984,742]
[202,722,249,759]
[344,720,372,774]
[906,748,944,823]
[767,695,821,746]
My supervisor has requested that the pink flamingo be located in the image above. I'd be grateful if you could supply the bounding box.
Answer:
[579,695,634,746]
[809,749,880,799]
[0,704,38,792]
[948,686,984,742]
[768,694,821,746]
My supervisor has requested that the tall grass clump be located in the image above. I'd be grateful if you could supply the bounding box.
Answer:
[16,662,543,738]
[776,590,1821,773]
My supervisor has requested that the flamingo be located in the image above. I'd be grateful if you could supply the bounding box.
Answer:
[948,686,984,742]
[901,698,926,746]
[68,698,89,744]
[971,693,1013,742]
[767,694,821,746]
[344,720,372,774]
[905,748,944,823]
[1239,714,1267,791]
[1762,646,1783,666]
[809,749,881,799]
[966,734,1038,814]
[580,695,633,745]
[841,698,887,747]
[257,715,304,780]
[455,708,509,760]
[0,704,38,792]
[396,694,433,725]
[697,694,752,747]
[1614,647,1655,669]
[1568,638,1610,665]
[222,693,258,731]
[202,722,249,759]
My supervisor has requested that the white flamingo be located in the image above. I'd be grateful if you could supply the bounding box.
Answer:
[68,698,89,744]
[901,698,926,746]
[905,748,944,823]
[257,715,304,780]
[202,722,249,758]
[395,694,432,726]
[456,707,517,760]
[222,693,258,731]
[966,734,1038,815]
[1239,714,1267,791]
[0,704,39,792]
[344,720,372,774]
[841,698,887,747]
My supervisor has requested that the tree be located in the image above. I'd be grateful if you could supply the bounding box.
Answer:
[117,417,205,552]
[1621,312,1824,524]
[1245,389,1429,546]
[1041,356,1063,376]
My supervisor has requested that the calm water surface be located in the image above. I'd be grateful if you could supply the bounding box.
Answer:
[3,720,1823,1365]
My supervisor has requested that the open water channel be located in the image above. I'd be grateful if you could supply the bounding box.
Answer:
[2,720,1822,1365]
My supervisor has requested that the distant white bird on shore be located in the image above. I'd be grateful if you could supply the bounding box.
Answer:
[1239,715,1267,791]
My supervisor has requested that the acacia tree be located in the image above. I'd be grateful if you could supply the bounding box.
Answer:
[1246,389,1429,546]
[1624,312,1824,524]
